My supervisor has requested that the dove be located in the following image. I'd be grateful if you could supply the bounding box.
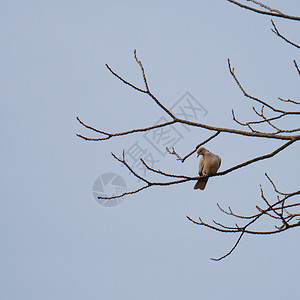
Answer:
[194,147,221,190]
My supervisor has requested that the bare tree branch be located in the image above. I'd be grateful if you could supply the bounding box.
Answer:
[227,59,300,115]
[211,232,245,261]
[166,131,221,163]
[96,137,298,203]
[133,49,150,92]
[271,20,300,49]
[78,56,300,143]
[106,50,177,120]
[76,116,176,141]
[246,0,283,14]
[140,158,191,179]
[226,0,300,21]
[97,151,194,200]
[232,108,286,127]
[216,138,298,176]
[187,174,300,260]
[78,1,300,260]
[278,97,300,105]
[294,60,300,75]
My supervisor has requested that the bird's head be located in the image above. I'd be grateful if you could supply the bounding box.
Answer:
[196,147,208,157]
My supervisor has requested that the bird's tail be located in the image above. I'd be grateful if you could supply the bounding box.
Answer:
[194,178,208,190]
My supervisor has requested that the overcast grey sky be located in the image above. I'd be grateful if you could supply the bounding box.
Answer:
[1,1,300,299]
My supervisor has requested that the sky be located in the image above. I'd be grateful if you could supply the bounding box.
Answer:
[1,1,300,299]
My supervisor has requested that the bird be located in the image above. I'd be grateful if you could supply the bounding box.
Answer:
[194,147,221,190]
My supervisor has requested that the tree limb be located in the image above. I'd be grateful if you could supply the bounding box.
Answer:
[226,0,300,21]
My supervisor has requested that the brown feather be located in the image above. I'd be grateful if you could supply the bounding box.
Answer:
[194,147,221,191]
[194,178,208,190]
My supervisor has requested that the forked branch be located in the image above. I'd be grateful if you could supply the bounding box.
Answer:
[77,4,299,259]
[187,174,300,261]
[77,50,299,262]
[271,20,300,49]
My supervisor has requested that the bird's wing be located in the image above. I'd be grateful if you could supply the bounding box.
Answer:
[195,157,208,190]
[198,156,204,175]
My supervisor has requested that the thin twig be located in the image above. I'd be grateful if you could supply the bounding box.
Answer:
[211,232,245,261]
[294,60,300,75]
[166,131,221,162]
[187,174,300,260]
[76,116,177,141]
[246,0,282,14]
[226,0,300,21]
[271,20,300,49]
[278,97,300,105]
[216,138,298,176]
[77,49,300,261]
[228,58,300,115]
